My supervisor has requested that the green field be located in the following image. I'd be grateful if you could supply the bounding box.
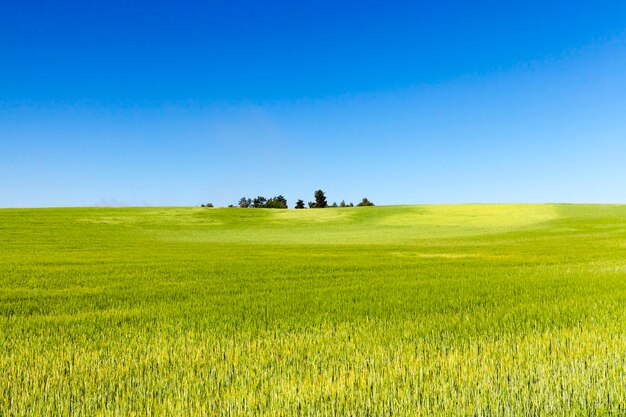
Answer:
[2,204,626,415]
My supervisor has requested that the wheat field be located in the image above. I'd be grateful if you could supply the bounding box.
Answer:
[1,204,626,415]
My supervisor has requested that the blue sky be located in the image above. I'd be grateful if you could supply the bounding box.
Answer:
[1,1,626,207]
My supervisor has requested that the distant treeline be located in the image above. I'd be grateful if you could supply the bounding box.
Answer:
[201,189,374,209]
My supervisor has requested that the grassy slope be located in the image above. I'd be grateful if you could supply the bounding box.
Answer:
[1,204,626,415]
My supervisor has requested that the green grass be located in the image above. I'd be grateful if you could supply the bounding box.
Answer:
[1,204,626,416]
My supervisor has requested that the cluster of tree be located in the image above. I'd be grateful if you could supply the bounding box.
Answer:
[238,195,288,209]
[298,189,328,209]
[356,197,375,206]
[202,190,374,209]
[294,190,374,209]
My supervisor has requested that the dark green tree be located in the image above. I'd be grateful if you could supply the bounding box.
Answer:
[238,197,252,208]
[314,189,327,208]
[330,202,338,207]
[356,198,374,207]
[339,200,346,207]
[295,199,306,209]
[266,195,288,209]
[253,196,267,208]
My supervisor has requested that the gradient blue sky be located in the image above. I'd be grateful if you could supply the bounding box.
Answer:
[1,1,626,207]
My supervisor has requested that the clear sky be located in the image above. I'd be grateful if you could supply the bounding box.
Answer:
[1,1,626,207]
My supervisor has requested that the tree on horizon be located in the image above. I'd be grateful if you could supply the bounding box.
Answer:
[253,196,267,208]
[314,190,327,208]
[238,197,252,208]
[266,195,288,209]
